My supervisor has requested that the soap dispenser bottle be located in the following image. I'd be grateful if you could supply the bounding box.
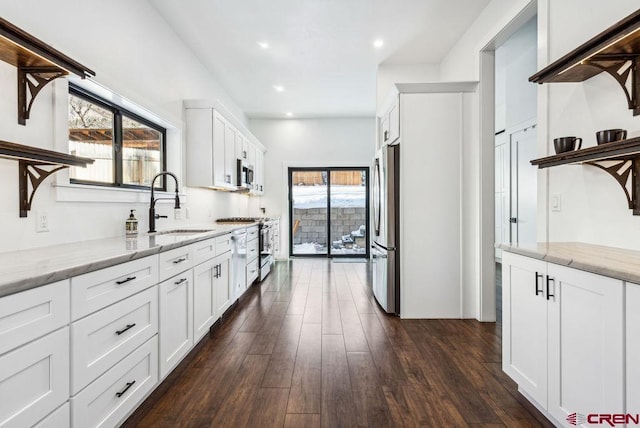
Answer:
[125,210,138,236]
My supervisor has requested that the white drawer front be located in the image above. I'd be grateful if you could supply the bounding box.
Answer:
[247,238,259,263]
[193,238,216,265]
[215,233,231,256]
[71,286,158,394]
[71,336,158,428]
[0,327,69,428]
[247,258,259,285]
[34,402,69,428]
[0,280,69,355]
[158,245,194,282]
[246,226,259,241]
[71,256,159,320]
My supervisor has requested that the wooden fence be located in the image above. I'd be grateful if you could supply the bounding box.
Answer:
[292,171,363,186]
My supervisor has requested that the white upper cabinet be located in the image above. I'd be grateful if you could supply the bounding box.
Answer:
[186,106,266,193]
[379,96,399,147]
[185,108,236,190]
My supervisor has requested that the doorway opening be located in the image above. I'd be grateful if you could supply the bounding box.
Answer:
[288,167,369,258]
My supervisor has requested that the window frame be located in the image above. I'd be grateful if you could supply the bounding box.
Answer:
[68,83,167,191]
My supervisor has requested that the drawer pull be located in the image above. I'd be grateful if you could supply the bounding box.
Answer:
[115,323,136,335]
[173,258,187,264]
[116,276,137,285]
[175,278,187,285]
[115,380,136,398]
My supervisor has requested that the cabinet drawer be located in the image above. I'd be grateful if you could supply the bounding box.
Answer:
[71,256,158,320]
[71,286,158,394]
[247,258,259,285]
[0,327,69,428]
[34,402,69,428]
[71,336,158,428]
[215,233,231,256]
[247,238,259,263]
[159,245,194,282]
[246,226,259,241]
[0,280,69,355]
[193,238,216,266]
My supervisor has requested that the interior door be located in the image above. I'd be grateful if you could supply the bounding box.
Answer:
[510,125,537,245]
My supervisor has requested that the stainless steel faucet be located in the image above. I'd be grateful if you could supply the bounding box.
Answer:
[149,172,181,233]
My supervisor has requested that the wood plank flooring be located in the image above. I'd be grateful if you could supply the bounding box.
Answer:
[124,259,552,428]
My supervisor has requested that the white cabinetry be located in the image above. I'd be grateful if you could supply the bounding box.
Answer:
[214,252,232,317]
[185,108,236,190]
[70,286,158,394]
[71,336,158,428]
[502,252,624,425]
[193,258,217,342]
[397,83,477,318]
[379,96,399,147]
[159,270,193,378]
[627,282,640,411]
[0,327,69,428]
[251,148,265,195]
[246,226,259,286]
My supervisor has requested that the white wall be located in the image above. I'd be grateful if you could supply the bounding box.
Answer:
[376,64,440,109]
[495,17,537,132]
[249,118,375,258]
[0,0,257,253]
[544,1,640,250]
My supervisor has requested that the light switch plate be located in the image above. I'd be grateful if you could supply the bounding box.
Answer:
[551,193,561,212]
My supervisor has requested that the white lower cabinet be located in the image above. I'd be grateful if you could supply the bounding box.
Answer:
[71,286,158,394]
[71,336,158,428]
[159,270,194,378]
[627,282,640,411]
[502,252,624,426]
[214,252,232,317]
[0,327,69,428]
[34,402,69,428]
[193,258,217,342]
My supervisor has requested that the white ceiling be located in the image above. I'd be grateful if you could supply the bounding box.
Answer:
[149,0,490,119]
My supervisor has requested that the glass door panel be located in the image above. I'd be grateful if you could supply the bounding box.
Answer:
[290,170,328,255]
[329,170,368,256]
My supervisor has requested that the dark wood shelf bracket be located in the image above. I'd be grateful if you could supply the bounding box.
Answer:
[585,55,640,116]
[0,140,94,217]
[584,159,640,214]
[0,17,95,125]
[18,67,68,125]
[19,162,66,217]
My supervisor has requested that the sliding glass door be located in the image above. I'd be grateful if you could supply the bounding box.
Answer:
[289,167,369,258]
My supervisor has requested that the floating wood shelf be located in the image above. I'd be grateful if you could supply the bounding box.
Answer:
[531,137,640,215]
[0,18,95,125]
[529,9,640,116]
[0,141,94,217]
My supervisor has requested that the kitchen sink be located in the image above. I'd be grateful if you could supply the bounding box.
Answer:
[151,229,215,236]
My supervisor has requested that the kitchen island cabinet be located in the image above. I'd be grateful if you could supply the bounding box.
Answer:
[501,245,626,426]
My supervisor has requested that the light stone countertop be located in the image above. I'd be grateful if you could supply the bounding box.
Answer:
[498,242,640,284]
[0,223,257,298]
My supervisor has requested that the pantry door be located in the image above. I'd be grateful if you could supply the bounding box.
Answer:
[289,167,369,258]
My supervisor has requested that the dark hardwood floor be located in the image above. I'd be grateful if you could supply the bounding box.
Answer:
[124,259,552,428]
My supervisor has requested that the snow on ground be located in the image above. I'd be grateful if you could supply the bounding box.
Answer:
[292,185,366,209]
[293,243,366,255]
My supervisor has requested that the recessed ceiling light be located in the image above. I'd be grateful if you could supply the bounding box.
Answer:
[373,39,384,48]
[286,112,293,117]
[258,41,269,49]
[273,85,284,92]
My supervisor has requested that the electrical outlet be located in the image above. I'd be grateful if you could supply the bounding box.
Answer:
[174,208,182,220]
[185,207,190,219]
[36,210,49,232]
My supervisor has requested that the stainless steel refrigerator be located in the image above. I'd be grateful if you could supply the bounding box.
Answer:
[372,144,400,315]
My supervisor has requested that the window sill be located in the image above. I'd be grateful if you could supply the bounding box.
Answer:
[53,182,187,204]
